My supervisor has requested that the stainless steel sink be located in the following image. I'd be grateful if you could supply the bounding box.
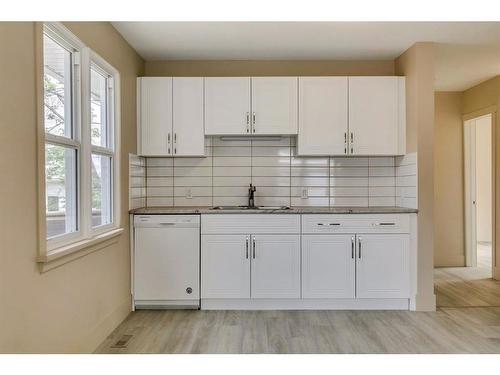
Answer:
[211,205,291,210]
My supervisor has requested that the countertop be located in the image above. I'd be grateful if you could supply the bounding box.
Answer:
[129,206,418,215]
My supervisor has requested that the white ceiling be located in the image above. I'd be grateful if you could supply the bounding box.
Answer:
[112,22,500,91]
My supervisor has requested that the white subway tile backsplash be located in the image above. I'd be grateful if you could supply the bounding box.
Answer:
[330,167,368,177]
[330,197,369,207]
[213,157,251,167]
[212,146,251,157]
[174,196,212,207]
[291,167,329,177]
[147,197,174,206]
[252,166,291,177]
[147,167,174,177]
[213,166,251,177]
[174,176,213,187]
[132,139,417,210]
[252,156,290,167]
[252,146,291,157]
[213,176,251,186]
[291,197,329,207]
[147,158,173,167]
[147,186,174,197]
[252,176,291,187]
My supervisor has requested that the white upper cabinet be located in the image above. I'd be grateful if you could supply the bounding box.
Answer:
[138,77,172,156]
[348,77,406,156]
[172,77,205,156]
[297,77,348,155]
[204,77,251,135]
[137,77,205,157]
[251,77,298,135]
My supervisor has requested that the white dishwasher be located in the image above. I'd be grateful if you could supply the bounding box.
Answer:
[133,215,200,309]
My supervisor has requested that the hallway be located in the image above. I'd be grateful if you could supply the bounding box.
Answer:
[435,243,500,307]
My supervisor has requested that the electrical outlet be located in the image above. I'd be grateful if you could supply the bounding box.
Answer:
[301,188,308,199]
[185,188,192,199]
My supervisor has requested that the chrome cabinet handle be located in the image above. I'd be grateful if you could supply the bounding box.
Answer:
[350,132,354,154]
[252,237,256,259]
[344,132,347,154]
[374,222,396,226]
[246,112,250,133]
[167,133,171,154]
[329,223,341,226]
[358,236,362,259]
[351,236,355,259]
[252,112,256,133]
[245,237,249,259]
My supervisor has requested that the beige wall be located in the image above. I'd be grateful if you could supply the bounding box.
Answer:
[0,22,144,353]
[395,42,436,310]
[462,76,500,278]
[475,116,492,242]
[144,59,395,77]
[434,92,465,266]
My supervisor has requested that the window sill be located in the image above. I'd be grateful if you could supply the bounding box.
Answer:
[37,228,124,273]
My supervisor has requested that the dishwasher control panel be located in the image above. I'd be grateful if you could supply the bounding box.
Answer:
[134,215,200,227]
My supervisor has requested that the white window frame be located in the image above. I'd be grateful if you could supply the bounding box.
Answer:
[38,22,121,263]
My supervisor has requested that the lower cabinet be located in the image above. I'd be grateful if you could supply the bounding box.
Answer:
[202,234,300,299]
[302,234,355,298]
[302,233,410,299]
[201,234,250,299]
[356,234,410,298]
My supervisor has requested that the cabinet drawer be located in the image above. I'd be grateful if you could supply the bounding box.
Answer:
[301,214,410,234]
[202,214,300,234]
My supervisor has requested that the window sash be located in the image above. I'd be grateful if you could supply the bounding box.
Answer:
[41,22,120,255]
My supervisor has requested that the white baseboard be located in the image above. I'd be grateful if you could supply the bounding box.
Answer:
[201,298,409,310]
[434,254,465,267]
[410,293,436,311]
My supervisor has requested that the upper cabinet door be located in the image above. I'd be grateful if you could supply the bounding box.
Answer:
[251,77,298,135]
[172,77,205,156]
[204,77,251,135]
[348,77,406,156]
[138,77,172,156]
[297,77,348,156]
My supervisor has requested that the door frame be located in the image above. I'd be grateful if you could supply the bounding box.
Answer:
[463,110,496,277]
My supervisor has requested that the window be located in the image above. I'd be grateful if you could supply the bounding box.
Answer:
[41,23,120,254]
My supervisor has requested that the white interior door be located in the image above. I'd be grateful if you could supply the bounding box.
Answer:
[356,234,410,298]
[204,77,251,135]
[464,118,478,267]
[348,77,402,155]
[297,77,348,155]
[138,77,172,156]
[251,234,300,298]
[302,234,355,298]
[201,234,250,298]
[251,77,298,135]
[134,227,199,301]
[172,77,205,156]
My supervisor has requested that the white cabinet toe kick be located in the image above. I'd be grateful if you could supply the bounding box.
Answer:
[199,214,416,311]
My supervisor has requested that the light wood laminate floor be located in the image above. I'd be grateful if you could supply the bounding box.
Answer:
[96,244,500,354]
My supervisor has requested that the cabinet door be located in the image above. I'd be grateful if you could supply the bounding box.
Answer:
[356,234,410,298]
[204,77,251,135]
[138,77,172,156]
[297,77,348,155]
[251,77,298,135]
[134,227,199,301]
[172,77,205,156]
[348,77,404,155]
[251,235,300,299]
[302,234,355,299]
[201,234,250,298]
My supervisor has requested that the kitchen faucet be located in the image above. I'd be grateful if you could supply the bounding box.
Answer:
[248,184,256,208]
